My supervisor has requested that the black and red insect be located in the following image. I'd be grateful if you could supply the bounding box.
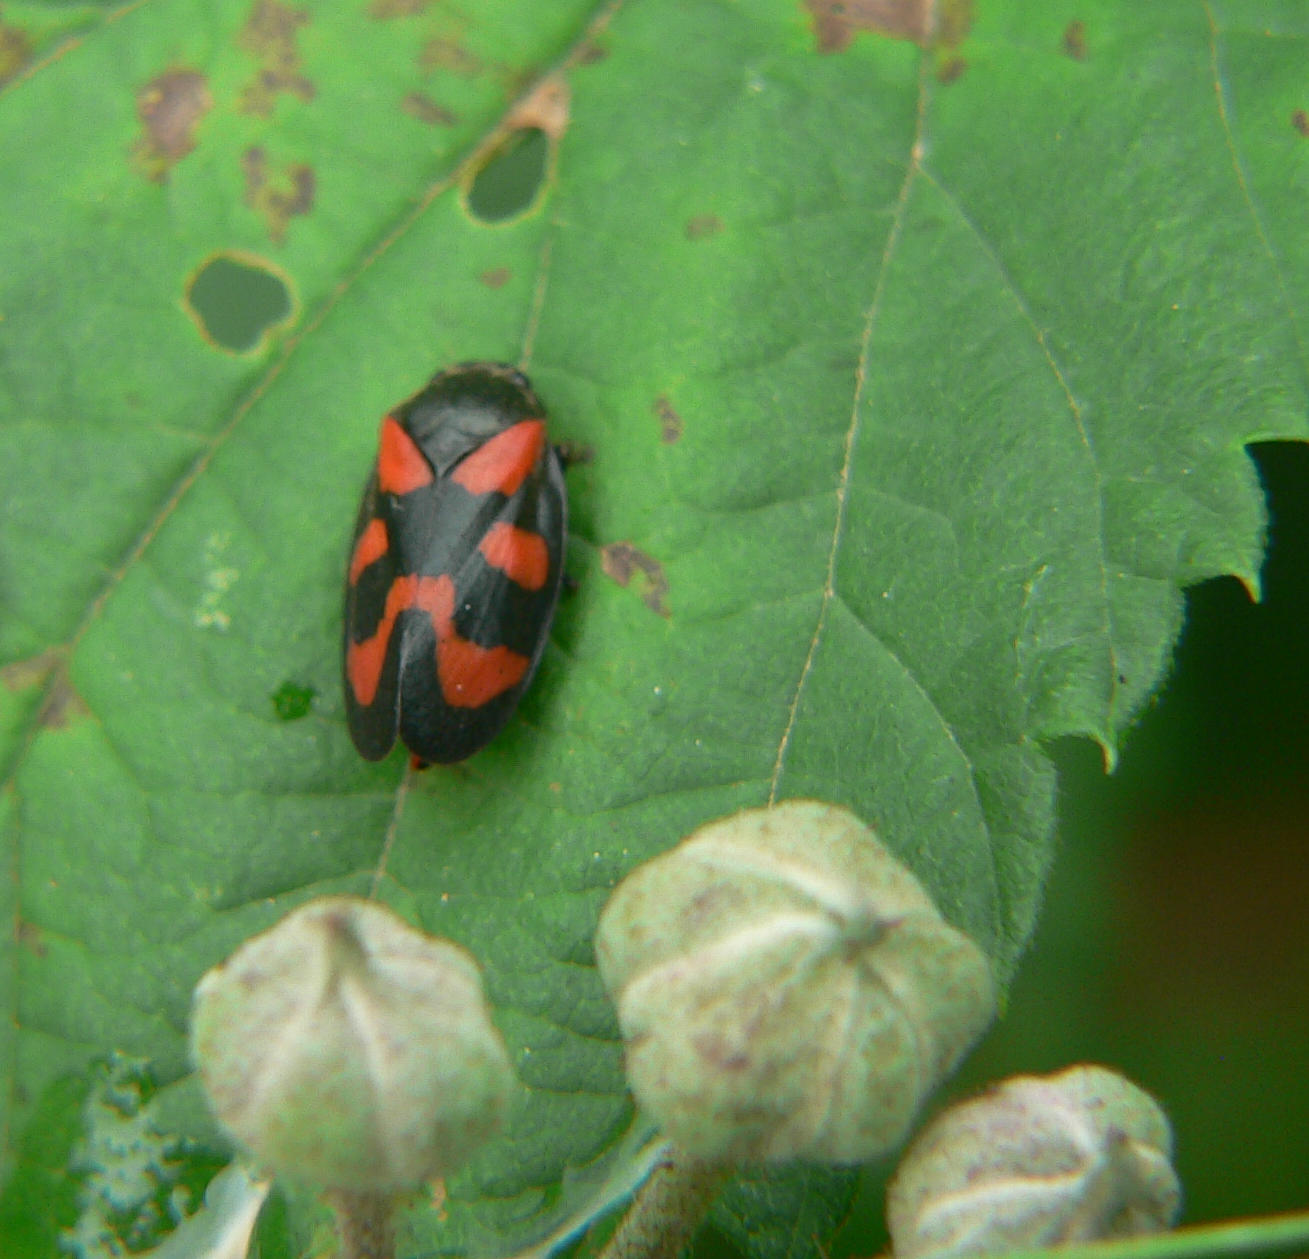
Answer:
[343,362,567,765]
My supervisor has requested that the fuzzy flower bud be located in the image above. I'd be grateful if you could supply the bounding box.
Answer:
[887,1064,1181,1258]
[190,896,514,1192]
[595,801,995,1164]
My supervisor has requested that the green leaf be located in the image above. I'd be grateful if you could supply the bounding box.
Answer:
[713,1165,860,1259]
[1,0,1305,1254]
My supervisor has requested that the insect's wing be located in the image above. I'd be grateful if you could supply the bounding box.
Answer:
[507,443,567,679]
[397,445,568,764]
[343,473,405,760]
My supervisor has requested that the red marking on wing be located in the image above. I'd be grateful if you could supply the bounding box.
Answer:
[438,637,531,708]
[452,419,544,496]
[347,574,454,706]
[347,625,391,707]
[479,521,549,591]
[347,572,530,711]
[348,517,389,584]
[377,415,435,494]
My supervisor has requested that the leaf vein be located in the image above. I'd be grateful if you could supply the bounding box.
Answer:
[767,63,930,804]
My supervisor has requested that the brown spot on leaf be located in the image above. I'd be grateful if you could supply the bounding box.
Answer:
[1063,19,1087,60]
[2,649,61,693]
[508,75,570,141]
[421,34,481,77]
[480,267,511,288]
[369,0,429,15]
[238,0,314,116]
[243,146,315,244]
[685,214,723,241]
[1293,109,1309,138]
[936,55,967,83]
[805,0,975,53]
[806,0,935,52]
[0,19,32,88]
[38,673,87,730]
[937,0,972,46]
[653,395,683,444]
[601,543,670,618]
[579,41,608,65]
[132,69,212,183]
[402,91,457,126]
[16,920,47,959]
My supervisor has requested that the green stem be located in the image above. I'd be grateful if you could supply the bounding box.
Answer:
[328,1189,397,1259]
[598,1147,728,1259]
[999,1209,1309,1259]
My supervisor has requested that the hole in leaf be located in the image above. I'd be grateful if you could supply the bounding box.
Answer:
[271,682,315,721]
[466,127,548,223]
[185,253,293,354]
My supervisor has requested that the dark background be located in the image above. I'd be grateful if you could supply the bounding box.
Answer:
[797,440,1309,1259]
[960,438,1309,1223]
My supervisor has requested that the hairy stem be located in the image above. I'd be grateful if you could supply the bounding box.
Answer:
[599,1147,728,1259]
[328,1189,397,1259]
